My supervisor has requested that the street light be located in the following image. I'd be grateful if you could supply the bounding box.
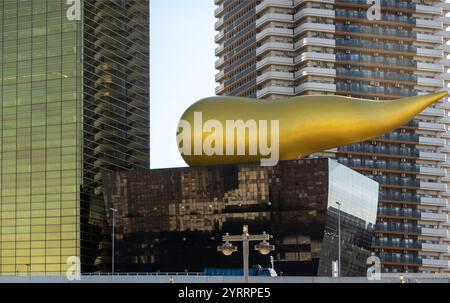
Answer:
[25,264,31,277]
[217,239,237,256]
[336,202,341,278]
[218,225,275,283]
[254,238,275,255]
[110,207,118,274]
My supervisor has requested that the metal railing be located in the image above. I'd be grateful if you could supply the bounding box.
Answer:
[82,272,204,276]
[336,38,416,53]
[335,82,418,96]
[336,24,415,39]
[336,52,415,67]
[374,222,422,234]
[377,207,421,218]
[336,9,416,24]
[338,143,420,157]
[336,68,417,83]
[336,0,416,10]
[373,239,422,249]
[379,192,421,203]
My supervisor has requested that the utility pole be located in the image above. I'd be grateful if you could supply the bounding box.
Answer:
[110,207,118,274]
[336,202,342,278]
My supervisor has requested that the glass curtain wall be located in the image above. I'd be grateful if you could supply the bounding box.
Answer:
[0,0,82,275]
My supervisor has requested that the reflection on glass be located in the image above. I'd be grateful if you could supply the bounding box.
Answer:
[103,159,379,277]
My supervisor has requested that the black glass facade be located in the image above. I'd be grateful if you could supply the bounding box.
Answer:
[102,159,378,276]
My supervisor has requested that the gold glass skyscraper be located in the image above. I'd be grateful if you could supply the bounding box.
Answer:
[0,0,149,275]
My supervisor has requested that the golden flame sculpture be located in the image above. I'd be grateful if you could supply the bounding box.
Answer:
[177,91,448,166]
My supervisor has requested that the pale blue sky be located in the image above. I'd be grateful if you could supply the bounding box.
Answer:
[150,1,217,168]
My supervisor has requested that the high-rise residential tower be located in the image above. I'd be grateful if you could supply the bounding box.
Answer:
[0,0,149,275]
[215,0,450,273]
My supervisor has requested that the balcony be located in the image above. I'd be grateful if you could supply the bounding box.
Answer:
[336,52,414,68]
[378,132,419,143]
[438,101,450,110]
[336,9,416,25]
[214,4,224,18]
[419,151,446,162]
[256,27,292,42]
[256,42,292,55]
[439,1,450,12]
[295,37,335,49]
[215,18,224,30]
[257,56,293,69]
[419,166,446,177]
[295,52,335,64]
[373,176,420,188]
[257,86,294,98]
[379,254,422,265]
[418,121,446,132]
[215,31,224,44]
[336,23,414,39]
[416,33,443,44]
[418,77,445,88]
[336,68,417,83]
[335,0,415,10]
[257,71,293,84]
[215,70,225,82]
[256,13,292,28]
[439,16,450,26]
[378,191,420,203]
[417,62,444,73]
[256,0,292,13]
[442,131,450,139]
[421,227,449,238]
[416,4,443,15]
[294,23,335,36]
[420,181,447,192]
[416,48,443,59]
[420,212,448,222]
[215,44,224,56]
[373,239,421,250]
[324,148,338,153]
[339,144,420,158]
[336,38,416,53]
[421,197,448,207]
[336,82,417,97]
[437,58,450,67]
[419,136,446,147]
[215,84,225,95]
[215,57,225,69]
[421,243,450,253]
[420,107,446,117]
[437,30,450,39]
[422,259,450,269]
[344,158,420,173]
[295,82,336,94]
[378,208,421,219]
[416,18,443,30]
[374,222,421,234]
[295,67,336,79]
[438,44,450,54]
[294,8,335,21]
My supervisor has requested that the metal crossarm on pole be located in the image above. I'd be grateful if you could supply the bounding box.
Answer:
[217,225,275,283]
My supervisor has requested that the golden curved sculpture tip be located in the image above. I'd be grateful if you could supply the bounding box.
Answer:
[176,91,448,166]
